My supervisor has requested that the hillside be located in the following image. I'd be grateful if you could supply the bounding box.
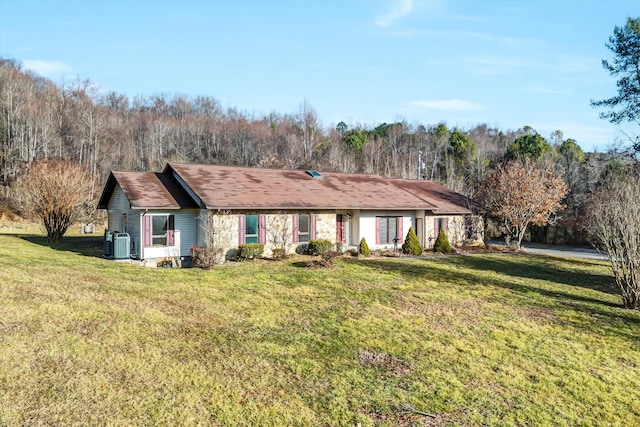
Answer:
[0,233,638,426]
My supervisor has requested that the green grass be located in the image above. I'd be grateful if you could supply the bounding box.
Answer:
[0,233,639,426]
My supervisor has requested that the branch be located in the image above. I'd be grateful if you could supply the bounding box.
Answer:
[398,403,436,418]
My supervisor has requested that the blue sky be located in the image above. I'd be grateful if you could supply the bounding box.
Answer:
[1,0,638,152]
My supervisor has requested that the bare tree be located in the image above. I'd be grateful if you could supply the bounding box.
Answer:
[197,210,234,265]
[0,60,27,184]
[586,175,640,309]
[16,159,93,242]
[294,100,321,166]
[477,160,568,249]
[266,212,292,258]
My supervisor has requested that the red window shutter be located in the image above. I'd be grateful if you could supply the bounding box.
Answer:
[238,215,245,245]
[310,214,317,240]
[143,215,152,247]
[397,217,403,244]
[375,217,381,245]
[259,214,267,244]
[336,214,343,243]
[167,215,175,246]
[292,214,299,243]
[434,217,439,236]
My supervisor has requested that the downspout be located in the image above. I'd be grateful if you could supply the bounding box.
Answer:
[140,209,148,260]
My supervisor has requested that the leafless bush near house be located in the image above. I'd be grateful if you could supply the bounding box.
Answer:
[17,159,93,243]
[267,212,292,257]
[198,210,233,265]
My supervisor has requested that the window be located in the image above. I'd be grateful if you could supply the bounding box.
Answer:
[298,214,310,242]
[434,217,449,237]
[152,216,168,246]
[292,214,317,243]
[245,215,259,243]
[376,216,402,245]
[122,213,127,233]
[143,214,175,247]
[238,214,266,244]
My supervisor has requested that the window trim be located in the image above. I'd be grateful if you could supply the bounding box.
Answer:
[238,214,267,245]
[244,214,260,244]
[152,215,168,246]
[298,214,310,243]
[292,213,317,244]
[434,217,449,237]
[143,214,175,248]
[376,216,403,245]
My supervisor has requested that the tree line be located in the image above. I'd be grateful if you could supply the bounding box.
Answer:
[0,56,521,188]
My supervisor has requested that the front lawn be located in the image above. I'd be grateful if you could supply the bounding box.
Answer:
[0,233,638,426]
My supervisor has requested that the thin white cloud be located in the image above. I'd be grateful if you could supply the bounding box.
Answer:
[469,54,592,74]
[380,27,541,46]
[525,85,572,95]
[375,0,414,27]
[22,60,71,78]
[409,99,484,111]
[470,57,537,68]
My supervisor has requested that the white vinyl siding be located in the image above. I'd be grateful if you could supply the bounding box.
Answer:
[359,211,414,249]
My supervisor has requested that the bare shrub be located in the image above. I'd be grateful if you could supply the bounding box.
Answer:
[190,246,223,269]
[266,212,291,256]
[198,210,233,265]
[586,176,640,309]
[16,159,93,242]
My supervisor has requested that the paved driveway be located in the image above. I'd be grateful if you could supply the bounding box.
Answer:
[491,240,607,260]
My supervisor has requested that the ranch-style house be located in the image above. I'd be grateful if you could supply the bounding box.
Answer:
[97,163,482,266]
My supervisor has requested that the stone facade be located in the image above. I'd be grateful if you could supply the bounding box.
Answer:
[202,210,483,262]
[424,214,484,249]
[203,211,339,260]
[313,212,337,242]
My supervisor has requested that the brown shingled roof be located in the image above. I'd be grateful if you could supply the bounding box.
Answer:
[164,163,472,214]
[97,171,199,210]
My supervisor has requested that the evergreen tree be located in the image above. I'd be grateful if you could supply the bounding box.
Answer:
[433,229,452,253]
[401,227,422,255]
[591,17,640,125]
[359,237,371,256]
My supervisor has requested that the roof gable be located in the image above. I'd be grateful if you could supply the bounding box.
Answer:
[97,171,198,210]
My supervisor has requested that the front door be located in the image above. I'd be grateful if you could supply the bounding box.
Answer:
[336,214,352,246]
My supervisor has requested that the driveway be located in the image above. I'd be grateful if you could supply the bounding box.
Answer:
[491,240,608,261]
